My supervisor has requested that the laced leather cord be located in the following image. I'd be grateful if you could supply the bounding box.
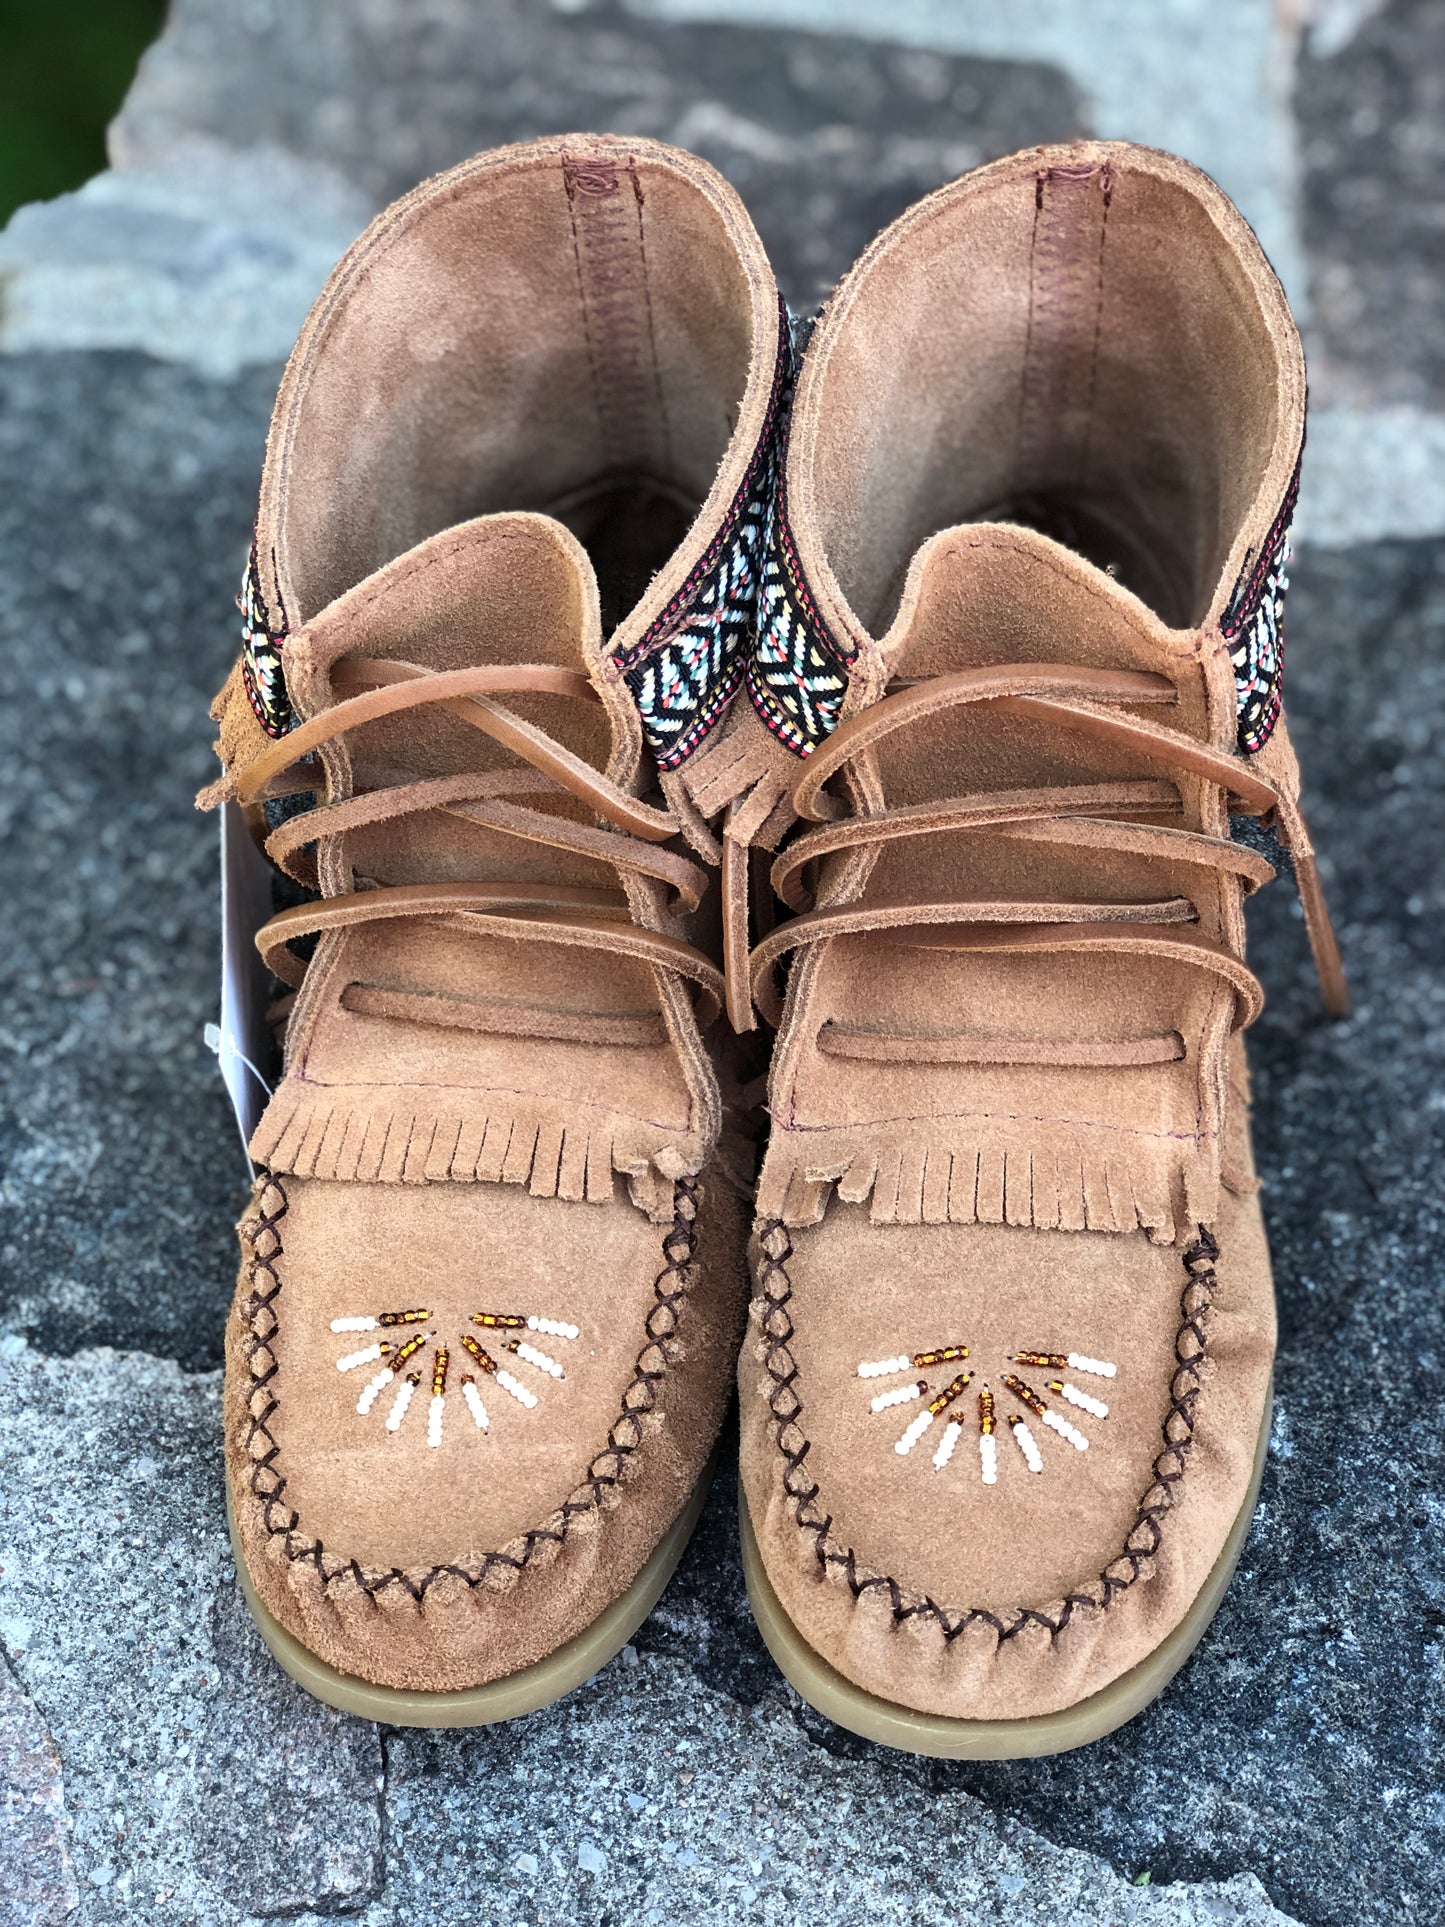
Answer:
[744,660,1348,1033]
[238,657,726,1037]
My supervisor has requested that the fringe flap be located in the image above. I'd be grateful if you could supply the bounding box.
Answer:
[679,698,801,851]
[754,1120,1224,1246]
[249,1079,704,1222]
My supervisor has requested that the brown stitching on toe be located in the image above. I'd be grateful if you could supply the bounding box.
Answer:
[237,1170,700,1597]
[756,1217,1219,1643]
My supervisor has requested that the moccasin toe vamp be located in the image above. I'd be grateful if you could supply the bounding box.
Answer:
[741,1194,1274,1721]
[228,1170,746,1693]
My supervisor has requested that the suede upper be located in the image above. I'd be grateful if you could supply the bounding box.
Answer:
[205,136,779,1694]
[738,141,1341,1723]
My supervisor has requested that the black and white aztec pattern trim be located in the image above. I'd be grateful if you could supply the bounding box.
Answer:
[615,299,792,771]
[745,457,855,756]
[1223,453,1300,755]
[239,537,293,739]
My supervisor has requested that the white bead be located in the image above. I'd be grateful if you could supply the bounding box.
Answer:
[427,1394,445,1450]
[932,1420,962,1470]
[1068,1353,1116,1379]
[979,1433,998,1485]
[515,1341,564,1379]
[336,1343,383,1372]
[870,1383,921,1413]
[1059,1381,1109,1418]
[529,1317,578,1340]
[497,1370,538,1409]
[356,1367,393,1415]
[330,1317,376,1333]
[858,1355,910,1378]
[1011,1421,1044,1473]
[462,1382,489,1431]
[1042,1408,1089,1452]
[895,1410,934,1455]
[386,1379,415,1431]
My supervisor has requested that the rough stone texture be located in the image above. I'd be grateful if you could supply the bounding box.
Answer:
[0,1335,385,1924]
[1295,405,1445,545]
[1,0,1444,1922]
[0,146,372,379]
[0,353,269,1368]
[1298,0,1445,407]
[0,1337,1302,1927]
[0,1651,78,1927]
[110,0,1083,316]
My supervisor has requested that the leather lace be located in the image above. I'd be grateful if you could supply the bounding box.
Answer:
[744,660,1348,1036]
[241,657,726,1035]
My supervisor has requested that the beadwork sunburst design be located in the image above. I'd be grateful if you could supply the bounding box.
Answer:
[332,1307,579,1446]
[856,1344,1116,1485]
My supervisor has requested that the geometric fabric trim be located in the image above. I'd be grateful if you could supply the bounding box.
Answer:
[616,296,794,771]
[1223,448,1301,756]
[745,444,856,758]
[239,534,293,740]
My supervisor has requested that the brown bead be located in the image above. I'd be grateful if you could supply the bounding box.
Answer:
[927,1370,973,1416]
[460,1332,498,1376]
[1002,1373,1047,1418]
[913,1344,969,1368]
[391,1333,429,1371]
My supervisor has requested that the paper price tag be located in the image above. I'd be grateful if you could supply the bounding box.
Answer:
[208,801,276,1169]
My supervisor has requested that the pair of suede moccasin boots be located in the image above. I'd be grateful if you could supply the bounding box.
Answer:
[201,134,1346,1756]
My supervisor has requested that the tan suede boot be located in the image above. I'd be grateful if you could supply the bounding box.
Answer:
[199,137,785,1721]
[734,141,1346,1756]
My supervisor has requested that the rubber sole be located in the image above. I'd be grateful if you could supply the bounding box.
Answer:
[228,1458,715,1728]
[740,1387,1271,1759]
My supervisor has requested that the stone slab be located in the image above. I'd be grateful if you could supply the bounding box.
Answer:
[0,1651,78,1927]
[0,1332,1302,1927]
[109,0,1082,317]
[0,0,1442,1916]
[1297,0,1445,409]
[0,342,1443,1927]
[0,1335,385,1925]
[0,351,273,1368]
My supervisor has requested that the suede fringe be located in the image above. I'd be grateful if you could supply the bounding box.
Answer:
[679,699,800,849]
[249,1080,703,1220]
[754,1122,1225,1245]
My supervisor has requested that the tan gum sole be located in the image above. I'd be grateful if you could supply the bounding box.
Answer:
[227,1457,715,1728]
[740,1388,1271,1759]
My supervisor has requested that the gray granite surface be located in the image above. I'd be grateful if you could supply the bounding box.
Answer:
[1,1,1443,1923]
[109,0,1083,316]
[1298,0,1445,407]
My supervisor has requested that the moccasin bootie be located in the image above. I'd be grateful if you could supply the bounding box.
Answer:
[734,141,1345,1755]
[200,136,785,1719]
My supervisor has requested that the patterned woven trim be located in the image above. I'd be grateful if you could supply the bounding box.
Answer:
[755,1219,1218,1641]
[1223,451,1301,755]
[616,296,793,771]
[745,444,855,757]
[237,1170,698,1597]
[239,535,293,740]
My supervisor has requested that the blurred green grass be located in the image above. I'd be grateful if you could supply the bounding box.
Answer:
[0,0,168,225]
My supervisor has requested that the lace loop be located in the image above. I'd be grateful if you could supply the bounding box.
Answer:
[248,654,725,1039]
[742,658,1346,1031]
